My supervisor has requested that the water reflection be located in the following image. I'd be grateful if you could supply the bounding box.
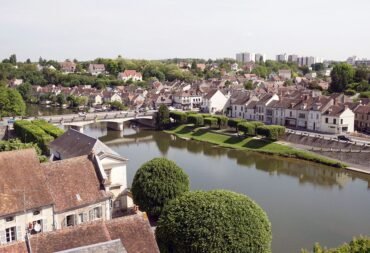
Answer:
[101,127,362,190]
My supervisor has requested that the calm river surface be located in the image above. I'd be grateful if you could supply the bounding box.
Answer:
[81,122,370,253]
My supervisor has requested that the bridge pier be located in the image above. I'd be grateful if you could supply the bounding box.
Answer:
[107,122,124,131]
[70,125,84,133]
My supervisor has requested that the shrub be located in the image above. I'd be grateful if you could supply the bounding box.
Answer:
[213,115,228,129]
[14,120,54,155]
[204,117,218,128]
[131,158,190,219]
[0,139,47,162]
[156,190,272,253]
[301,236,370,253]
[227,118,245,131]
[32,119,65,138]
[169,111,188,124]
[187,114,204,126]
[156,104,170,130]
[344,89,356,96]
[237,122,256,136]
[256,125,286,140]
[249,121,265,128]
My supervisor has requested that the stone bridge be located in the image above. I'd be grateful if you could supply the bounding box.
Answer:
[39,110,156,133]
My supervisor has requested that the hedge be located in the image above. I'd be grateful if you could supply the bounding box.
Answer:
[204,117,218,128]
[131,158,189,219]
[0,139,47,162]
[14,120,54,155]
[237,122,256,136]
[187,114,204,126]
[227,118,245,131]
[169,111,188,124]
[32,119,65,138]
[156,190,272,253]
[248,121,265,128]
[213,115,229,128]
[256,125,286,140]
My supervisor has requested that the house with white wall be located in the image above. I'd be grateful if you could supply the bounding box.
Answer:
[201,89,228,114]
[321,104,355,134]
[117,70,142,82]
[256,93,279,124]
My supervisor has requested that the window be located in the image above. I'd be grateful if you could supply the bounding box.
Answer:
[290,111,292,117]
[89,206,102,221]
[325,118,328,123]
[5,227,16,242]
[33,210,40,216]
[5,217,14,222]
[66,214,75,227]
[333,119,337,124]
[299,113,305,119]
[341,119,343,124]
[78,213,87,224]
[316,114,319,120]
[30,220,43,234]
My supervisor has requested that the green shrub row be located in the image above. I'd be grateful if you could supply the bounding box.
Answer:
[228,118,245,131]
[0,139,47,162]
[169,111,187,124]
[204,117,218,128]
[14,120,54,155]
[32,119,65,138]
[237,122,256,136]
[256,125,286,140]
[187,114,204,126]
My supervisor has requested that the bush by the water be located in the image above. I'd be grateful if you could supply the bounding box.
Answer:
[204,117,218,128]
[156,190,272,253]
[187,114,204,126]
[256,125,286,140]
[227,118,245,131]
[32,119,65,138]
[237,122,256,136]
[14,120,54,154]
[169,111,188,124]
[131,158,190,219]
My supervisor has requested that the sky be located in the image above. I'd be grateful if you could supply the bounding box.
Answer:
[0,0,369,61]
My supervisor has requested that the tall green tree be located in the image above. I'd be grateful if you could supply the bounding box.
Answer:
[354,65,369,82]
[156,104,170,130]
[330,63,355,92]
[17,83,33,102]
[0,85,26,117]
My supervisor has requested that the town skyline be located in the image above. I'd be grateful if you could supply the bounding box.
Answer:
[1,0,370,62]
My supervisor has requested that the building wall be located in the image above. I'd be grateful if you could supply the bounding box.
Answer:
[0,206,54,244]
[208,91,228,114]
[54,200,111,230]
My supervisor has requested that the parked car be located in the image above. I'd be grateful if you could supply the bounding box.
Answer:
[337,135,351,142]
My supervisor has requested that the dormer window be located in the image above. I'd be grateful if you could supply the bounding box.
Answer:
[5,216,14,222]
[33,210,40,216]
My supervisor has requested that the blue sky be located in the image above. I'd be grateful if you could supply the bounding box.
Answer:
[0,0,369,61]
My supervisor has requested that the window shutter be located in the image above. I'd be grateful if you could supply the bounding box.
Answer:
[89,210,94,220]
[62,217,66,228]
[74,215,77,226]
[42,219,47,232]
[16,226,22,241]
[0,230,6,244]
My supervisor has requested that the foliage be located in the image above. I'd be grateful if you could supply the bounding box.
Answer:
[109,100,126,110]
[204,117,218,128]
[13,120,54,154]
[31,119,65,138]
[156,190,272,253]
[156,104,170,130]
[227,118,245,131]
[237,122,256,136]
[344,89,356,96]
[354,65,369,83]
[359,91,370,98]
[330,63,355,92]
[244,80,254,90]
[301,236,370,253]
[17,82,34,102]
[0,139,47,162]
[131,158,190,218]
[0,85,26,117]
[187,114,204,126]
[256,125,286,140]
[213,115,228,129]
[56,93,66,106]
[169,111,188,124]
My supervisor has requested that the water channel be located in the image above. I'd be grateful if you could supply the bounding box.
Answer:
[77,122,370,253]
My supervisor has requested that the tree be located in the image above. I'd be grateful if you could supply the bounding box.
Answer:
[9,54,17,65]
[354,65,369,82]
[244,80,254,90]
[56,93,66,106]
[0,85,26,117]
[301,236,370,253]
[131,158,189,219]
[156,190,272,253]
[109,100,126,110]
[156,104,170,130]
[17,82,33,102]
[330,63,355,92]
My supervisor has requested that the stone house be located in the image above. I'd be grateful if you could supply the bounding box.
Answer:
[88,64,106,76]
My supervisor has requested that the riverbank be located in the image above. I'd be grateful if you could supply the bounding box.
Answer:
[165,125,347,169]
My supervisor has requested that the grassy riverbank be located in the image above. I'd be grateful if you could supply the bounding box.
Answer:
[165,125,347,169]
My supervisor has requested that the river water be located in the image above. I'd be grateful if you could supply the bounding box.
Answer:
[79,122,370,252]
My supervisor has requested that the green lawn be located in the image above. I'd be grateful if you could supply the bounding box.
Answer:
[165,125,347,169]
